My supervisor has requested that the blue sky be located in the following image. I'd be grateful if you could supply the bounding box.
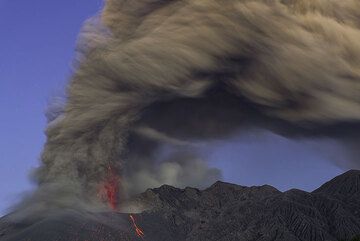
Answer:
[0,0,344,216]
[0,0,103,215]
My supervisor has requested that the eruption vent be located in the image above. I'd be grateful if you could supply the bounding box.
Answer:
[13,0,360,219]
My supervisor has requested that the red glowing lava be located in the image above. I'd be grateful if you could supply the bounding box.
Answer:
[99,165,120,210]
[99,165,146,239]
[129,214,145,239]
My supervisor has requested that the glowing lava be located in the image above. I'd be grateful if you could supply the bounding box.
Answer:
[103,166,120,210]
[129,214,145,239]
[100,165,145,239]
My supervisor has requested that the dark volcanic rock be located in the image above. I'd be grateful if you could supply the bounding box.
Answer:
[0,211,134,241]
[1,170,360,241]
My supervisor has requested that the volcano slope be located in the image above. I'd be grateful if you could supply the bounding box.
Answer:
[1,170,360,241]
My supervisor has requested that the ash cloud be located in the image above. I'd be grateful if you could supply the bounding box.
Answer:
[124,150,222,195]
[12,0,360,219]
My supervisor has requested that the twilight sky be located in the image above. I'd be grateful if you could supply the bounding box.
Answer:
[0,0,345,216]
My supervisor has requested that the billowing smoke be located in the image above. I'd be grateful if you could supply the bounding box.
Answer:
[12,0,360,220]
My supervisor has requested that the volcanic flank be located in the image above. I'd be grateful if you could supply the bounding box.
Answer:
[1,170,360,241]
[7,0,360,228]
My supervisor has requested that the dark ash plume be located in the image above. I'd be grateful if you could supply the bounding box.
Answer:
[12,0,360,219]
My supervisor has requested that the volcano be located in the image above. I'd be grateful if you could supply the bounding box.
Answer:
[1,170,360,241]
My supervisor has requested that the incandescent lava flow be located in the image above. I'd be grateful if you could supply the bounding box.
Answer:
[129,215,145,240]
[100,165,145,240]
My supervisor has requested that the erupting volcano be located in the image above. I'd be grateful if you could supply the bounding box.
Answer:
[18,0,359,219]
[2,0,360,240]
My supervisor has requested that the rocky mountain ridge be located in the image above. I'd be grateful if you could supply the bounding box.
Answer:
[1,170,360,241]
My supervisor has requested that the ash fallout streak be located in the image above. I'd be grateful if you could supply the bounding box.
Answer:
[11,0,360,220]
